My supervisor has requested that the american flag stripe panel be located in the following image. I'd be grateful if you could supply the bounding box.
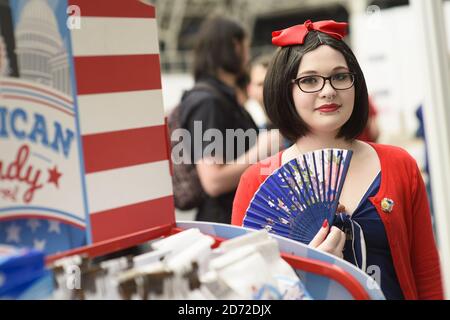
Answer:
[71,18,160,57]
[78,90,165,135]
[86,161,173,214]
[82,125,168,173]
[74,54,162,95]
[69,0,156,18]
[90,197,174,242]
[68,0,175,242]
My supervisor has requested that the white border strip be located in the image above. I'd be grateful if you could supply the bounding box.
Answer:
[71,17,160,56]
[78,89,165,135]
[86,160,173,213]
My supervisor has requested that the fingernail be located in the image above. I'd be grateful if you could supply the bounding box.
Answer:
[322,219,328,228]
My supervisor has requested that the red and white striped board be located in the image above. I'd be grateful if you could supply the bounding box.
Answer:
[68,0,175,243]
[0,0,174,254]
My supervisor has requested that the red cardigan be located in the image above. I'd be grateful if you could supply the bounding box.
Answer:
[232,143,443,300]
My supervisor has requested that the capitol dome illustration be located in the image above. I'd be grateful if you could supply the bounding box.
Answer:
[0,32,10,77]
[15,0,71,95]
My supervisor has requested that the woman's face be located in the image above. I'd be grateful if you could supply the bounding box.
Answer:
[292,45,355,136]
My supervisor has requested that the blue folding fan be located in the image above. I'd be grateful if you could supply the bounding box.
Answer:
[243,149,353,244]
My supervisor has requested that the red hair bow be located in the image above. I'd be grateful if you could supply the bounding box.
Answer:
[272,20,348,47]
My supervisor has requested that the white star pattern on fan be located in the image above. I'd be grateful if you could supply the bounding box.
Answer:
[6,224,21,243]
[27,219,41,233]
[34,239,46,251]
[48,221,61,234]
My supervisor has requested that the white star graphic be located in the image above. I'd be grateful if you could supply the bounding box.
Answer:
[48,220,61,234]
[33,239,46,251]
[27,219,41,233]
[6,224,21,243]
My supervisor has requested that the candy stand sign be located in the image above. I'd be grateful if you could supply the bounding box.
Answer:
[0,0,174,255]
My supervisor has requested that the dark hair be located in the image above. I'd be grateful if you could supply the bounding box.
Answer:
[236,70,250,91]
[193,16,247,81]
[263,31,369,141]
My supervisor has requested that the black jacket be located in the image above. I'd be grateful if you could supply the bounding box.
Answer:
[179,76,258,223]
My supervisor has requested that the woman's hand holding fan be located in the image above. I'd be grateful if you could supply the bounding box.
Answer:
[308,219,346,259]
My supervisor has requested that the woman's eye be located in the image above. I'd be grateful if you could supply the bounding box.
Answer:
[333,73,349,81]
[300,77,318,84]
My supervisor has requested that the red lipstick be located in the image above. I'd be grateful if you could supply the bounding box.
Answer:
[316,103,340,113]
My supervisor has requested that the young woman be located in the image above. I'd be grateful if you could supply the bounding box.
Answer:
[231,20,443,300]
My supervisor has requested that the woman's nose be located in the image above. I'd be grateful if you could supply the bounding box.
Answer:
[319,79,337,99]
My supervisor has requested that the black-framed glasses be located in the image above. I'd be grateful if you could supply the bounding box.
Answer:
[291,72,356,93]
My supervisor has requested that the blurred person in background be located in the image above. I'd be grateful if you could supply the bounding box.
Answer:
[235,71,251,107]
[246,54,293,148]
[246,54,273,129]
[178,16,281,223]
[357,97,380,142]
